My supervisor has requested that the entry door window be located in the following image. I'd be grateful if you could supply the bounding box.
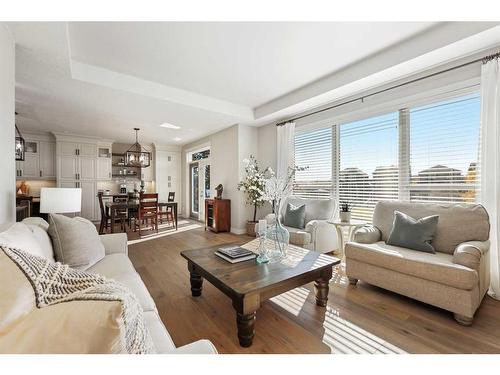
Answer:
[191,164,199,215]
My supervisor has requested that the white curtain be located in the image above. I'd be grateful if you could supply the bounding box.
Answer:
[480,57,500,300]
[276,121,296,180]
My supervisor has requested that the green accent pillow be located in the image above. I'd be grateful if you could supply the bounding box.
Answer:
[283,203,306,229]
[386,211,439,253]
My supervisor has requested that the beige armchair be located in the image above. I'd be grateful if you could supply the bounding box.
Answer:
[259,197,338,253]
[345,201,490,325]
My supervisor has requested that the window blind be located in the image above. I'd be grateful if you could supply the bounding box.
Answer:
[293,126,332,199]
[406,93,481,204]
[339,112,399,221]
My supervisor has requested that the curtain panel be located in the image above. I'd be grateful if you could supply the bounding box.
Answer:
[480,57,500,300]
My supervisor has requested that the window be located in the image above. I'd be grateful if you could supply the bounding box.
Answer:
[191,149,210,161]
[293,127,332,199]
[339,112,399,221]
[406,93,481,204]
[292,92,481,221]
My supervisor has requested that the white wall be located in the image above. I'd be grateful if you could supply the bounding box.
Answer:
[0,24,15,228]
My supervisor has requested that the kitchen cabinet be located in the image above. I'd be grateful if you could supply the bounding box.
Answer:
[59,180,96,220]
[16,135,56,180]
[40,141,56,178]
[55,135,113,221]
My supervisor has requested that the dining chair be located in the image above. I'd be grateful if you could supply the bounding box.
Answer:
[113,195,129,232]
[159,192,175,226]
[134,193,159,236]
[97,192,111,234]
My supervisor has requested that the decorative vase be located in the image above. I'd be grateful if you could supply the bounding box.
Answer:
[339,211,351,223]
[266,201,289,261]
[246,221,257,237]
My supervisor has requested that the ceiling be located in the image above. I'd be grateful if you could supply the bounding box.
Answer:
[7,22,500,145]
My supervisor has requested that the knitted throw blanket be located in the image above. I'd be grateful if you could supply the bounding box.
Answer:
[1,246,155,354]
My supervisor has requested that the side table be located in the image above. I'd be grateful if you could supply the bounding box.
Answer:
[327,219,367,258]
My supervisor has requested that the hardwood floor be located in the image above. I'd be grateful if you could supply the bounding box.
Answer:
[127,219,500,354]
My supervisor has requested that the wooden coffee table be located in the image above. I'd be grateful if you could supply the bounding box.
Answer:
[180,239,340,347]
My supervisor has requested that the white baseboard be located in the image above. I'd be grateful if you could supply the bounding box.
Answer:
[230,227,247,235]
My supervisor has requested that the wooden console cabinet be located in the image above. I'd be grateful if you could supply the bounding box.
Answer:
[205,199,231,233]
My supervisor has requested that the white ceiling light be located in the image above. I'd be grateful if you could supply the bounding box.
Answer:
[160,122,181,129]
[173,137,182,142]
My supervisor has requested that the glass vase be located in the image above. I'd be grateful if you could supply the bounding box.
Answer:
[266,200,289,261]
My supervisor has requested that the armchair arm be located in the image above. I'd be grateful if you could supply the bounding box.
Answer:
[305,219,330,243]
[99,233,128,256]
[453,240,490,271]
[353,225,381,244]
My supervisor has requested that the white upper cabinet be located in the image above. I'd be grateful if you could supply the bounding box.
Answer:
[22,152,40,178]
[40,141,56,178]
[96,145,112,180]
[16,134,56,180]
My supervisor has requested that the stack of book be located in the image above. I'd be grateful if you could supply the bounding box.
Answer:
[215,245,256,263]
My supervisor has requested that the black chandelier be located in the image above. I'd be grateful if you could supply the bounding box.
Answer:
[124,128,151,168]
[15,112,25,161]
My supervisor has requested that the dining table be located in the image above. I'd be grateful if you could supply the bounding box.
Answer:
[105,200,178,233]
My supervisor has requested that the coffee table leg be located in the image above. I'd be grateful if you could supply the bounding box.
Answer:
[237,312,256,347]
[190,272,203,297]
[314,268,333,307]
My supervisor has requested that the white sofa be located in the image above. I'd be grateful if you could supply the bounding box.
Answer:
[260,197,338,253]
[0,218,217,354]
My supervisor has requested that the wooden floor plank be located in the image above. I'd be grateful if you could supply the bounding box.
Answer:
[125,220,500,354]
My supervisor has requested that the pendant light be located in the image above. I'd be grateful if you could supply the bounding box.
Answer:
[124,128,151,168]
[15,112,25,161]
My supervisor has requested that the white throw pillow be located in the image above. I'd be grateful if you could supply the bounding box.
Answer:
[26,224,56,262]
[48,214,105,270]
[0,223,45,259]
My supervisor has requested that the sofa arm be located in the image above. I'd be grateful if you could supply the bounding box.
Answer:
[167,339,218,354]
[353,225,381,244]
[453,240,490,271]
[99,233,128,256]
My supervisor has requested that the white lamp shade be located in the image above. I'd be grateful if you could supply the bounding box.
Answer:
[40,188,82,214]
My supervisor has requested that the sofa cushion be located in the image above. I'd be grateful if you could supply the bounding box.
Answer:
[0,222,45,259]
[345,241,478,290]
[287,226,312,246]
[48,213,105,270]
[373,201,489,254]
[87,254,157,312]
[143,311,175,353]
[283,203,306,229]
[386,211,438,253]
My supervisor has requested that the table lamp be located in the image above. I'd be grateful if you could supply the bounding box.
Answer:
[40,188,82,214]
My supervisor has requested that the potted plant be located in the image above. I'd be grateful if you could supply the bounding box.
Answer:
[238,156,268,236]
[339,201,352,222]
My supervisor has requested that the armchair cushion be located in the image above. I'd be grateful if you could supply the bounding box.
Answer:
[287,227,312,246]
[283,203,306,229]
[353,225,381,244]
[453,241,490,271]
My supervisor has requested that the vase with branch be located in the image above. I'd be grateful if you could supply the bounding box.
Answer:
[261,165,308,261]
[237,155,269,236]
